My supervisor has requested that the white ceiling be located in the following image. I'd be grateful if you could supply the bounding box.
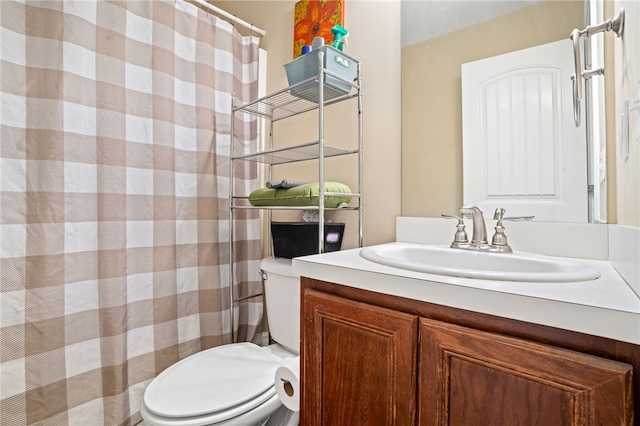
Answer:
[401,0,541,48]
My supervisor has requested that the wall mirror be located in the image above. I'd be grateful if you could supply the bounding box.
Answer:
[401,0,610,223]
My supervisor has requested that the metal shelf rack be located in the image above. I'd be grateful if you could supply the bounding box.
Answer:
[228,52,363,342]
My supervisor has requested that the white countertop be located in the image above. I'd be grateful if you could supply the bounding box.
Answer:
[292,244,640,345]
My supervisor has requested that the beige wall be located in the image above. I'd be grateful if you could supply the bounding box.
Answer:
[401,1,585,218]
[213,0,402,247]
[613,0,640,227]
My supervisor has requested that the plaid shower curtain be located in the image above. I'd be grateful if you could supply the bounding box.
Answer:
[0,1,262,424]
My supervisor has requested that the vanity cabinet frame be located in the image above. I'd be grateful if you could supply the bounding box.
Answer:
[300,277,639,425]
[228,55,363,342]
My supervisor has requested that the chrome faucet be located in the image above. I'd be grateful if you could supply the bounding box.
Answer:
[442,206,534,253]
[459,205,488,245]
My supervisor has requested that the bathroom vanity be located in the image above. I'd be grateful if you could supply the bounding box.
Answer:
[292,218,640,425]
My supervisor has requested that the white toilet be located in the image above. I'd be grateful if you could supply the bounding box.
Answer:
[140,257,300,426]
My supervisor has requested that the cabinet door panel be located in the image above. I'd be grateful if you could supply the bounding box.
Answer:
[303,289,418,426]
[418,318,633,426]
[447,356,572,425]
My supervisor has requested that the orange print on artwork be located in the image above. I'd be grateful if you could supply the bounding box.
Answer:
[293,0,344,58]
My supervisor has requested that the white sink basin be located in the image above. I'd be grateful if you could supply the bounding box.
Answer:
[359,243,601,283]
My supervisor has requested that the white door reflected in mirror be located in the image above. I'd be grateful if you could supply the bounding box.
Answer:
[462,39,588,223]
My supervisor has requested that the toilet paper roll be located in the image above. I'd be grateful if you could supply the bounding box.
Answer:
[274,356,300,412]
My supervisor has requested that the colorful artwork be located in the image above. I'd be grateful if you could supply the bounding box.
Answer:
[293,0,344,58]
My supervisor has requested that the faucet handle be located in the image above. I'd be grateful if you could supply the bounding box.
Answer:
[442,214,469,244]
[492,208,534,222]
[493,208,506,220]
[499,215,535,225]
[494,215,535,233]
[442,214,463,222]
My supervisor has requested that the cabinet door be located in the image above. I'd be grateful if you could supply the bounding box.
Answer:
[418,318,633,426]
[302,289,418,425]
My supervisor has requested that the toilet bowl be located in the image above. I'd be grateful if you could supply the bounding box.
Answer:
[141,258,300,426]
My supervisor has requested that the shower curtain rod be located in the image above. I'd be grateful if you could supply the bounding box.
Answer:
[188,0,266,36]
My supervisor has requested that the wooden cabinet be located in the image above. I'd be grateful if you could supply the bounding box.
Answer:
[303,290,418,425]
[300,278,636,426]
[419,318,633,425]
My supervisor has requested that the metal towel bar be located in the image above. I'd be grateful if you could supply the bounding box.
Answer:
[570,8,625,127]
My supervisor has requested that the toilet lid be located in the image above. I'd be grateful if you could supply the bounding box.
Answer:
[143,343,286,418]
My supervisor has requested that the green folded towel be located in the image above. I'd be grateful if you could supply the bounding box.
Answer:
[249,182,352,208]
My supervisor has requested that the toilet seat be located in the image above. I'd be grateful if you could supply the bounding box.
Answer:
[143,343,287,424]
[140,390,283,426]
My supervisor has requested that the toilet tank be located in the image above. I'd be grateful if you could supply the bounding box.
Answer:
[260,257,300,353]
